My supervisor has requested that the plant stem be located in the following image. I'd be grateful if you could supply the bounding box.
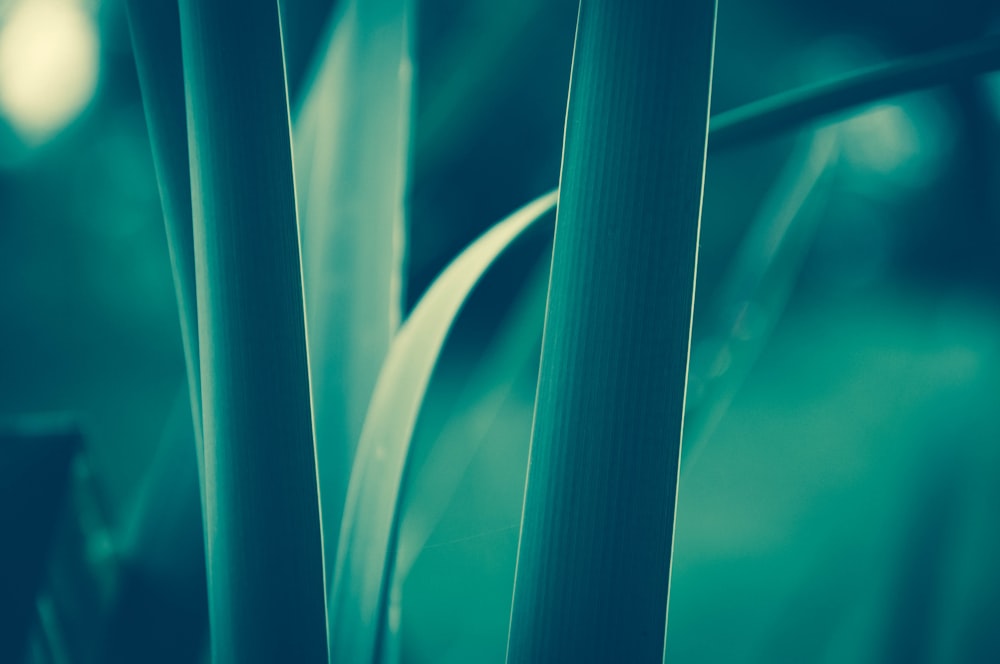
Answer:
[506,1,716,662]
[710,33,1000,149]
[177,1,328,661]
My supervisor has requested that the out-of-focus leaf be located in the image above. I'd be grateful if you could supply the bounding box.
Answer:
[292,0,415,571]
[279,0,340,100]
[17,435,117,663]
[683,127,840,470]
[329,191,557,664]
[667,295,1000,664]
[124,0,203,462]
[710,33,1000,149]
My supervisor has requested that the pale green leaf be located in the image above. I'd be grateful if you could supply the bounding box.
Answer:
[292,0,416,574]
[328,191,557,664]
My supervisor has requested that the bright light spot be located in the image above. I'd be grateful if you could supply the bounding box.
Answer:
[841,103,921,174]
[837,96,954,190]
[0,0,99,143]
[800,36,953,191]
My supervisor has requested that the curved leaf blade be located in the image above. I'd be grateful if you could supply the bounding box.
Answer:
[393,257,549,582]
[328,191,557,664]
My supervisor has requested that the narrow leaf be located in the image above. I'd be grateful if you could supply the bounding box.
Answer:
[292,0,416,583]
[178,1,327,660]
[329,191,557,664]
[394,257,550,582]
[683,128,840,470]
[710,33,1000,149]
[114,7,211,657]
[124,0,203,465]
[506,1,717,661]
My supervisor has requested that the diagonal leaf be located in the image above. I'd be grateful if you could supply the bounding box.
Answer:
[329,191,557,664]
[393,256,549,583]
[709,33,1000,149]
[380,255,548,661]
[683,127,840,471]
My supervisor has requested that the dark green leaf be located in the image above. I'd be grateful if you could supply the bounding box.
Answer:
[178,1,327,660]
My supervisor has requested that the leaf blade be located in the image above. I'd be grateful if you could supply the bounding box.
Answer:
[329,191,557,664]
[293,0,416,574]
[178,1,327,659]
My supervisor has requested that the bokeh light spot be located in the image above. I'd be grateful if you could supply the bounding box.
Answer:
[0,0,100,143]
[841,103,921,174]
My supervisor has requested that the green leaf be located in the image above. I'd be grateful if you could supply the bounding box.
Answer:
[328,191,557,664]
[330,34,996,658]
[506,1,716,660]
[384,255,548,662]
[292,0,415,576]
[178,1,327,660]
[710,33,1000,149]
[386,128,841,664]
[393,257,549,582]
[683,127,840,471]
[124,0,203,465]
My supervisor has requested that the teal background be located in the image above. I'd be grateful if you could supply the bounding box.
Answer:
[2,0,1000,661]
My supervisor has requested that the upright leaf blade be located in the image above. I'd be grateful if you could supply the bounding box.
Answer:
[178,1,327,660]
[506,1,717,661]
[124,0,203,468]
[293,0,416,571]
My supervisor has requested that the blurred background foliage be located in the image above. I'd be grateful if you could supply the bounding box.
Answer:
[2,0,1000,661]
